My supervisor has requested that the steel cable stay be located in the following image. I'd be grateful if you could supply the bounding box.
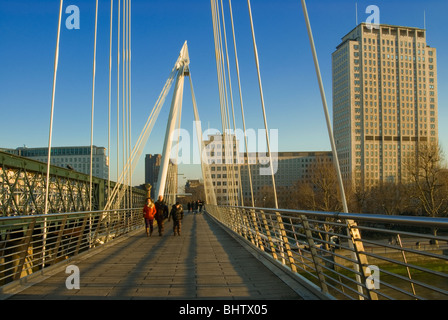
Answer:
[246,0,279,210]
[210,0,242,207]
[217,0,238,207]
[188,74,218,206]
[89,0,99,212]
[116,0,121,201]
[121,0,127,210]
[228,0,255,208]
[219,0,243,208]
[43,0,64,268]
[210,0,230,197]
[212,0,237,207]
[104,67,178,210]
[107,0,114,204]
[300,0,377,300]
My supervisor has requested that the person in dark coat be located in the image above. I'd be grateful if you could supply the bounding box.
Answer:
[168,202,184,236]
[154,195,168,236]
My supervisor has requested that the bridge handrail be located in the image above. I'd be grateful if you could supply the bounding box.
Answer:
[206,204,448,300]
[0,208,144,288]
[225,205,448,229]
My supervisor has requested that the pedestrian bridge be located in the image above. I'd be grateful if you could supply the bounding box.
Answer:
[1,206,448,300]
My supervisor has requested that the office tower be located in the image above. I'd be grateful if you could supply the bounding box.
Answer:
[145,154,177,200]
[332,23,438,188]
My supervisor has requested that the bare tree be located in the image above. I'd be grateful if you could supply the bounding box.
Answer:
[404,142,448,236]
[309,155,343,213]
[365,182,409,215]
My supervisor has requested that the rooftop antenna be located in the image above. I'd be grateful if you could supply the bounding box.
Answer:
[356,2,358,26]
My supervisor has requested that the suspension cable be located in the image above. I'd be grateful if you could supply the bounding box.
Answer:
[228,0,255,207]
[104,66,179,210]
[89,0,99,211]
[128,0,133,206]
[300,0,348,213]
[108,0,113,202]
[117,0,121,196]
[122,0,126,208]
[219,0,240,207]
[43,0,64,268]
[45,0,64,215]
[211,0,239,206]
[246,0,279,209]
[188,73,217,205]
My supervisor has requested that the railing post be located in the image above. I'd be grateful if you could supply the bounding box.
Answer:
[346,219,378,300]
[50,215,68,265]
[74,214,89,255]
[13,218,36,281]
[261,210,277,260]
[231,207,241,236]
[240,208,250,242]
[251,209,264,251]
[396,234,417,298]
[300,214,328,294]
[241,208,253,246]
[275,211,297,273]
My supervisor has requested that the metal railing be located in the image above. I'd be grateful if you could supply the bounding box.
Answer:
[0,208,144,287]
[206,205,448,300]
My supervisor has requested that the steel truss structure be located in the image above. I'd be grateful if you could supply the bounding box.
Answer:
[0,151,145,217]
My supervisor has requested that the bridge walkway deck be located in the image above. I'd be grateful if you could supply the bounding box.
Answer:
[4,212,313,300]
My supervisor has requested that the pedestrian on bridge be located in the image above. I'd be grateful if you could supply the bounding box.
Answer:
[143,198,156,237]
[169,202,184,236]
[155,195,168,236]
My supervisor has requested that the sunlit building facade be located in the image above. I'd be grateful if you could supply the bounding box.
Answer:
[333,23,438,188]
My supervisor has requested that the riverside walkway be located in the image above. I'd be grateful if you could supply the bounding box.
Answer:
[3,212,313,300]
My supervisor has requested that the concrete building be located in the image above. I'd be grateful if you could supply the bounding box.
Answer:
[239,151,333,204]
[3,146,109,179]
[203,134,241,205]
[203,134,333,206]
[332,23,438,188]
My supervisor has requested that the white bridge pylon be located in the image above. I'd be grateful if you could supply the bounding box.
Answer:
[104,41,216,211]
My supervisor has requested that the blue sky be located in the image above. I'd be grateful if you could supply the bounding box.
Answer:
[1,0,447,186]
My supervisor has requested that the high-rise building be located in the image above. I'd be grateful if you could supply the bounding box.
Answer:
[144,154,177,200]
[332,23,438,188]
[203,134,241,205]
[3,146,109,179]
[145,154,162,196]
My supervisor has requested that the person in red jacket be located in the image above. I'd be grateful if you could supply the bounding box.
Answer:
[143,198,157,237]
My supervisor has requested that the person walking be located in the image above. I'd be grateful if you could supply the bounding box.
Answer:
[142,198,156,237]
[168,202,184,236]
[154,195,168,236]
